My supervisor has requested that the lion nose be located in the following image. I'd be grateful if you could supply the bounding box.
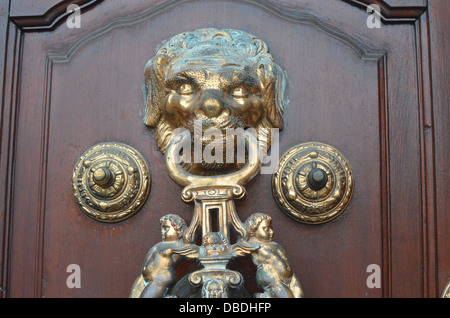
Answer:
[197,90,225,118]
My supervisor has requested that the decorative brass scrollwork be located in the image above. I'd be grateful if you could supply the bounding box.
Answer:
[72,142,151,223]
[272,142,354,224]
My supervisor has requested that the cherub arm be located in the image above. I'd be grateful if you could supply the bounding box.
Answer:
[231,241,260,257]
[172,244,199,259]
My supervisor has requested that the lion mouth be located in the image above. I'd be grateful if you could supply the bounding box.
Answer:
[185,113,246,133]
[181,114,248,173]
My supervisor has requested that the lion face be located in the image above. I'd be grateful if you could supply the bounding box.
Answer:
[143,29,287,175]
[163,46,265,135]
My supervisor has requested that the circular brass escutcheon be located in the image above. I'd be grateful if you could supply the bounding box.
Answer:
[272,142,354,224]
[72,142,151,222]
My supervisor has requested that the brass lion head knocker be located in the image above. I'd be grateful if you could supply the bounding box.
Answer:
[142,28,287,179]
[130,28,304,299]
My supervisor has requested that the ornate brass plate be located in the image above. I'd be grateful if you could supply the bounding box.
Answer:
[272,142,354,224]
[72,142,151,222]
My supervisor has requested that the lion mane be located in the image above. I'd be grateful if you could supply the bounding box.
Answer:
[143,28,287,155]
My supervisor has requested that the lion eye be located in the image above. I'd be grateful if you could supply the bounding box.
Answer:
[178,83,194,95]
[231,87,249,99]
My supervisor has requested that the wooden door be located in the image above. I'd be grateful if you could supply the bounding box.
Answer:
[1,0,449,298]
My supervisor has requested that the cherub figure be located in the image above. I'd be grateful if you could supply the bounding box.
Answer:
[243,213,304,298]
[138,214,198,298]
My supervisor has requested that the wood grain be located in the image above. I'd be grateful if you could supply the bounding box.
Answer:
[0,1,20,298]
[428,0,450,298]
[1,0,447,298]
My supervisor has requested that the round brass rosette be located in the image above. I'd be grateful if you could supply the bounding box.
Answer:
[72,142,151,223]
[272,142,354,224]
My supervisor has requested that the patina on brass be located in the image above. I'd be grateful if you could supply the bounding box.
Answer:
[272,142,354,224]
[72,142,151,222]
[130,28,303,298]
[130,214,198,298]
[243,213,304,298]
[143,27,287,175]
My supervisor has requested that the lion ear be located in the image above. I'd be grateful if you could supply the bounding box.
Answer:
[143,55,170,127]
[257,61,286,130]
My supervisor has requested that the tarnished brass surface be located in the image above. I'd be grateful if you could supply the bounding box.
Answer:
[129,180,304,298]
[272,142,354,224]
[72,142,151,222]
[165,129,261,188]
[143,27,287,176]
[130,28,303,298]
[130,214,198,298]
[243,213,304,298]
[442,280,450,298]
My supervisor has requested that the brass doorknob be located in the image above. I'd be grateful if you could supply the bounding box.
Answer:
[72,142,151,223]
[307,167,328,191]
[92,167,115,187]
[272,142,354,224]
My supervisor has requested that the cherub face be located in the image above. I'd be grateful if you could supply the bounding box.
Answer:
[203,232,227,256]
[254,219,274,243]
[203,280,227,298]
[161,219,179,242]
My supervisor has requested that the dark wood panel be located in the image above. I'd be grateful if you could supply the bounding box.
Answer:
[414,11,438,298]
[0,0,17,298]
[10,0,63,16]
[342,0,425,22]
[3,0,446,299]
[428,0,450,298]
[384,0,427,7]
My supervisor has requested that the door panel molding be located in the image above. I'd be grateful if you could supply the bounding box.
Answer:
[10,0,102,31]
[45,0,387,64]
[342,0,426,22]
[0,24,22,298]
[9,0,427,31]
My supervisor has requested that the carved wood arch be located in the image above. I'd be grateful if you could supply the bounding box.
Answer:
[10,0,427,31]
[44,1,388,64]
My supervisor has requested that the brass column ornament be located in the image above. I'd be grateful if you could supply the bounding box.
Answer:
[130,28,304,298]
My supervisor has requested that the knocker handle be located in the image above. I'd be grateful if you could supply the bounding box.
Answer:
[164,129,262,188]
